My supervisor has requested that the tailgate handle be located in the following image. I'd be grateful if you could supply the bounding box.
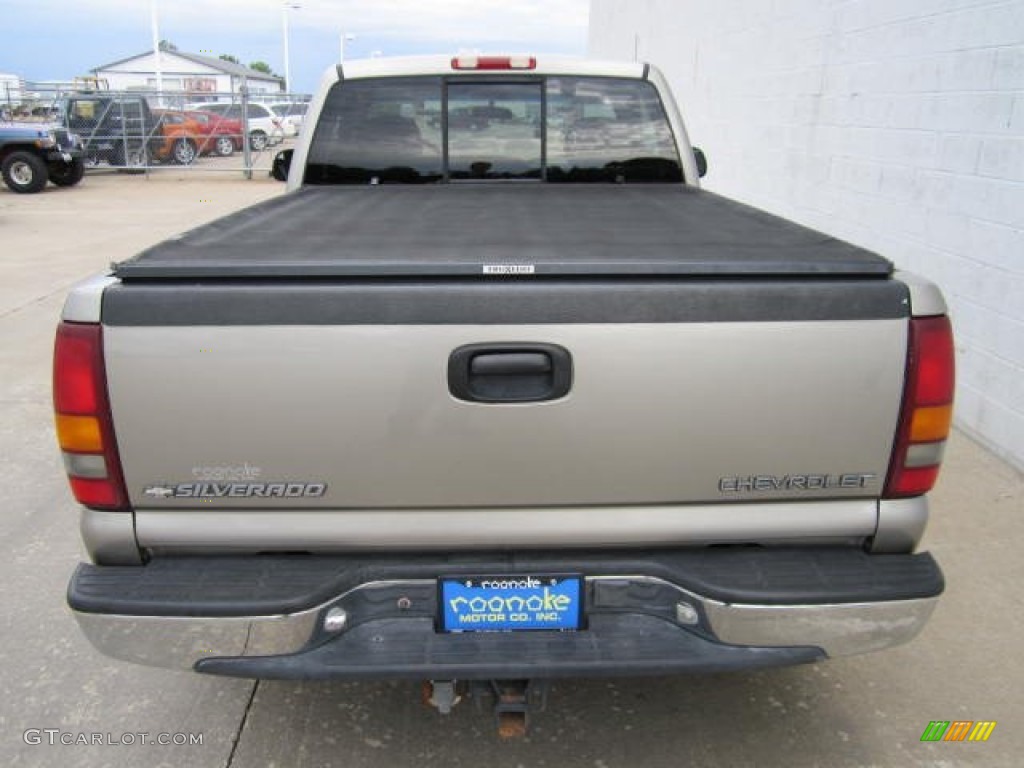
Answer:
[449,343,572,403]
[471,352,550,376]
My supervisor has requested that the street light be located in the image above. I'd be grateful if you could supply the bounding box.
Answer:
[150,0,163,95]
[340,32,356,63]
[282,1,301,95]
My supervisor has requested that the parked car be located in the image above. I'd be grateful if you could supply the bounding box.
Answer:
[184,101,283,151]
[0,123,84,193]
[150,109,203,165]
[269,102,307,137]
[185,110,243,156]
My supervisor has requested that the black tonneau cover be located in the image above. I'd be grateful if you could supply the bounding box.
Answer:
[113,185,892,279]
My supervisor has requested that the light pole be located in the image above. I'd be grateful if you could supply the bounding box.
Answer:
[150,0,163,95]
[282,2,301,95]
[340,32,356,63]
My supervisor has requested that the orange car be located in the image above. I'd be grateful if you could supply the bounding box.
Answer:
[150,109,204,165]
[186,110,244,157]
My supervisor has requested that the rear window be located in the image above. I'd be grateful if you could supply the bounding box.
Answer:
[305,75,681,184]
[306,78,444,184]
[448,81,542,179]
[545,77,680,182]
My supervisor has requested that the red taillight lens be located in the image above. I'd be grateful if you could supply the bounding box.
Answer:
[884,316,955,498]
[53,322,129,511]
[451,55,537,71]
[53,324,100,414]
[912,317,956,406]
[69,476,122,508]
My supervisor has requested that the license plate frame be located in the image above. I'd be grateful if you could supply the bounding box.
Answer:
[438,574,584,633]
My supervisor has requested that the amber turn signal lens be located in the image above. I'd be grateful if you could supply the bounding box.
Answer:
[56,413,103,452]
[909,404,953,444]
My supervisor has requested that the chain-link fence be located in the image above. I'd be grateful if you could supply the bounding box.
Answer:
[2,80,310,178]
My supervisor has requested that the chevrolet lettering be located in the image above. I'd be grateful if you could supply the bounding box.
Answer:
[718,474,878,493]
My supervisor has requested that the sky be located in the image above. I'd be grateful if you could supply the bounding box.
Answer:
[0,0,590,94]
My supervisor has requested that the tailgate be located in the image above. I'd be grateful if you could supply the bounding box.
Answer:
[102,277,908,509]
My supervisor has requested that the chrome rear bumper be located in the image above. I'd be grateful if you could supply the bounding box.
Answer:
[74,589,938,672]
[70,550,942,675]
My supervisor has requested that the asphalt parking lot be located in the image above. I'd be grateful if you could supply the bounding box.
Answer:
[1,170,1022,767]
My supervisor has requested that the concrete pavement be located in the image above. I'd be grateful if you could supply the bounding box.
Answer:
[0,171,1021,767]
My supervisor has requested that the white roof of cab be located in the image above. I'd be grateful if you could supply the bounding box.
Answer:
[337,55,646,81]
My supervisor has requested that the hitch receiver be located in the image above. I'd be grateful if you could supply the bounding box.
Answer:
[473,679,550,739]
[422,678,550,737]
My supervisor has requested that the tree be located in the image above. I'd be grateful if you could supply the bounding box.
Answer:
[158,39,177,52]
[219,54,240,64]
[249,61,278,76]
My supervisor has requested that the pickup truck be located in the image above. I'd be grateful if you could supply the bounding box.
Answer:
[57,94,200,167]
[57,93,156,167]
[58,55,953,728]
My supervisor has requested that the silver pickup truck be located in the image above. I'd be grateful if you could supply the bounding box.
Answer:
[58,55,953,725]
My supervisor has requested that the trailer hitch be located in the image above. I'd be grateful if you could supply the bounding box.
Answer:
[423,679,550,738]
[475,679,550,738]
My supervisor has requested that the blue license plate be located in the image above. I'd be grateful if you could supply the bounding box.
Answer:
[439,574,583,632]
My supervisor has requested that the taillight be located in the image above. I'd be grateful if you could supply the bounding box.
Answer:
[53,322,129,510]
[884,316,955,498]
[451,55,537,71]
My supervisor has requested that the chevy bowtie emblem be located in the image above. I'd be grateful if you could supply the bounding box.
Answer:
[143,486,176,498]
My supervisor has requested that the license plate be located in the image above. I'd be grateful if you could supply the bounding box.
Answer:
[438,574,583,632]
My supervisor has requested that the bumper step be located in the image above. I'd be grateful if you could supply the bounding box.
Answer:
[69,547,944,618]
[194,614,825,681]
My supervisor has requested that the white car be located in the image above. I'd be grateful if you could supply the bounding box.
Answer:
[184,101,284,151]
[269,103,308,137]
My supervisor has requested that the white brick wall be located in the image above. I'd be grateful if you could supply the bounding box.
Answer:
[590,0,1024,470]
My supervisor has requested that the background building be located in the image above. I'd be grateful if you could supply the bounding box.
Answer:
[1,72,24,110]
[590,0,1024,470]
[92,49,283,96]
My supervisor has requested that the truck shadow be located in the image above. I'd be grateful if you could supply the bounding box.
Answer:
[228,664,895,767]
